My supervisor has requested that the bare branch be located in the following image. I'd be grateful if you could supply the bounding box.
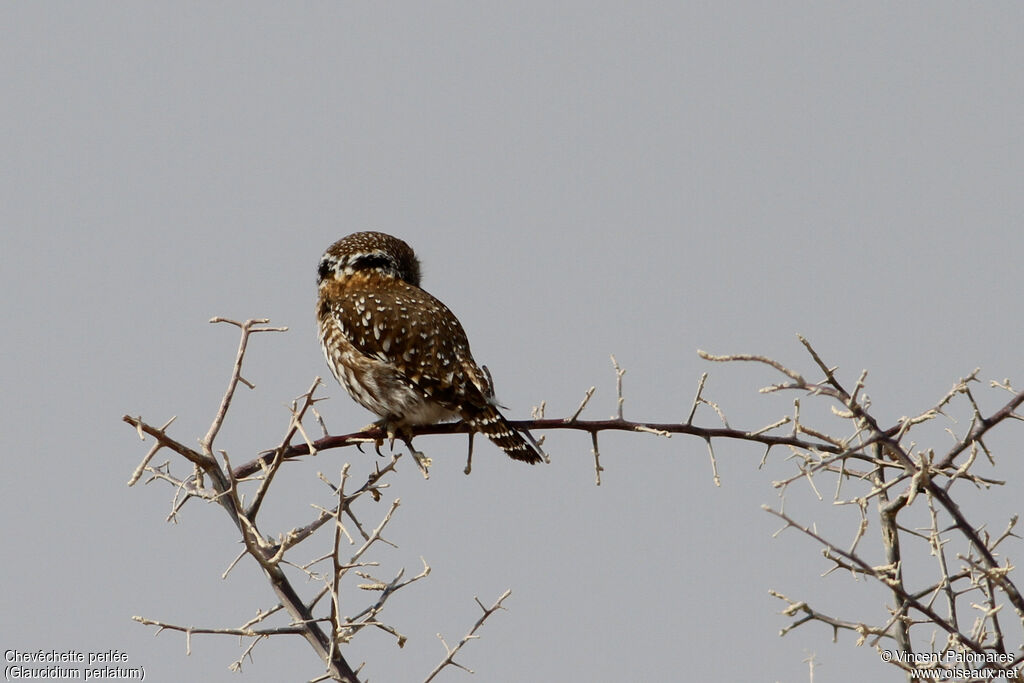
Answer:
[228,417,848,479]
[126,319,1024,680]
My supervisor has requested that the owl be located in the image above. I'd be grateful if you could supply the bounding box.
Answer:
[316,231,544,465]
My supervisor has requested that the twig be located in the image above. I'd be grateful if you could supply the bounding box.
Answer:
[611,354,625,420]
[423,590,512,683]
[127,416,177,486]
[201,318,287,456]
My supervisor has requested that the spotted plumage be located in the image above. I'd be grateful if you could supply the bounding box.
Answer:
[316,231,544,464]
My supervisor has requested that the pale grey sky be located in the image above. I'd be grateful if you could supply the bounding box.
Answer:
[2,3,1022,682]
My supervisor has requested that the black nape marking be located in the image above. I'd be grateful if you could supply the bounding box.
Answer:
[351,254,394,272]
[317,258,334,283]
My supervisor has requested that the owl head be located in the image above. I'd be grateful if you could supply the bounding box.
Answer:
[317,231,422,288]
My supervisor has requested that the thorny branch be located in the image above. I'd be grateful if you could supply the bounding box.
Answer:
[701,341,1023,679]
[124,318,518,682]
[126,319,358,682]
[124,319,1024,680]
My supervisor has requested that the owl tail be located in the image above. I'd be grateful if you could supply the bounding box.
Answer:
[471,406,545,464]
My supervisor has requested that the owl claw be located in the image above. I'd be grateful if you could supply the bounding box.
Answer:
[365,419,412,449]
[365,420,429,475]
[361,420,400,448]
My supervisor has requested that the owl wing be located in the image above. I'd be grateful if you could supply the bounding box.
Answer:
[323,279,494,414]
